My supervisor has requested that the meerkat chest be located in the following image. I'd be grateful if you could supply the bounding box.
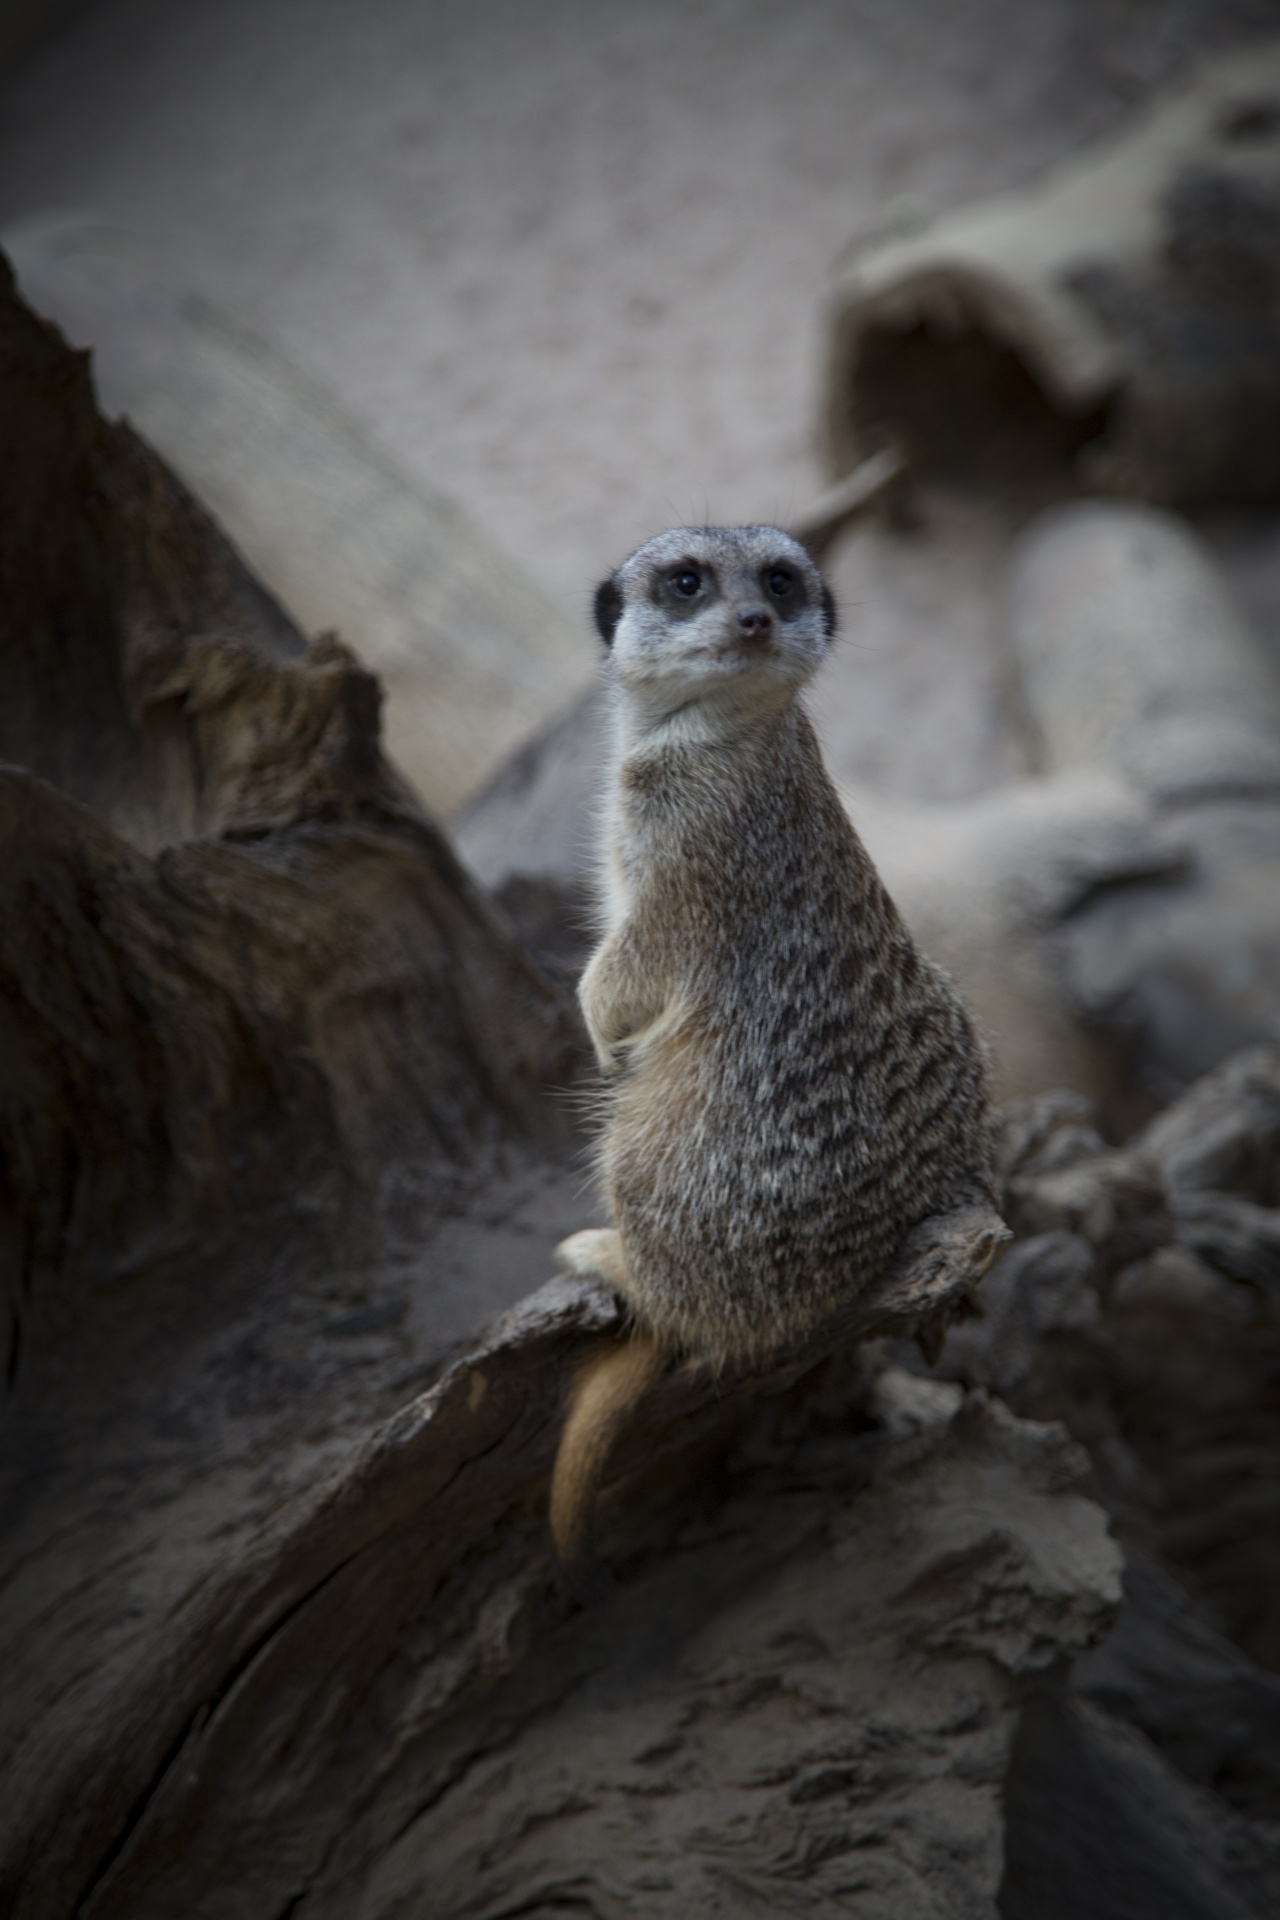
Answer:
[608,742,860,985]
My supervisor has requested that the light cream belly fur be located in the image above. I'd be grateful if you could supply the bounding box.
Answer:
[595,1006,754,1351]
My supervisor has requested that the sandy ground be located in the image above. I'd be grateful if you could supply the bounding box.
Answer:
[2,0,1277,629]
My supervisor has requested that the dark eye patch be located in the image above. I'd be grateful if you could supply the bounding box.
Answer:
[766,566,794,597]
[594,573,624,646]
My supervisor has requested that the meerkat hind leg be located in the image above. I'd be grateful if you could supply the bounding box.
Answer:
[554,1227,630,1290]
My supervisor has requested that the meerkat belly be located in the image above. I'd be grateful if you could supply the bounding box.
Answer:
[599,976,952,1364]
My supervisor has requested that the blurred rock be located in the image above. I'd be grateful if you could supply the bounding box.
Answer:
[1138,1043,1280,1199]
[925,1058,1280,1910]
[1001,1688,1279,1920]
[839,770,1180,1118]
[1010,499,1280,802]
[938,1232,1099,1400]
[824,41,1280,505]
[941,1046,1280,1673]
[2,217,593,818]
[0,0,83,74]
[1011,502,1280,1097]
[1002,1554,1280,1917]
[456,679,605,883]
[1076,1556,1280,1820]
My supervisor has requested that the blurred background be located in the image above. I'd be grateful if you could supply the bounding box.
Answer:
[1,0,1266,595]
[1,0,1277,801]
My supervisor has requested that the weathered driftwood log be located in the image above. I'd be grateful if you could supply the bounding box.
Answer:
[0,257,1128,1918]
[7,1265,1124,1920]
[823,41,1280,504]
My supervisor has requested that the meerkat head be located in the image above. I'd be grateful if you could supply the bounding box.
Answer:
[593,526,836,726]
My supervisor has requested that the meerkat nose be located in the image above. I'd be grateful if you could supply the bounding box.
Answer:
[736,606,772,640]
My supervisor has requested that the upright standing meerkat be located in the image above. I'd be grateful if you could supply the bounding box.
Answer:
[550,525,1005,1578]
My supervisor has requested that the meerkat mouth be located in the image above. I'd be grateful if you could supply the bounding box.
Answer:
[701,640,774,667]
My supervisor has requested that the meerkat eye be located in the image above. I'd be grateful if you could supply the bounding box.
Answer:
[766,567,794,597]
[669,567,702,598]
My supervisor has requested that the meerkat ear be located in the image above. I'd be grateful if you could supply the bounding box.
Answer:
[820,578,838,639]
[594,573,624,647]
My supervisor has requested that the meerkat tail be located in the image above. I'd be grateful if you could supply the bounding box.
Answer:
[550,1333,668,1583]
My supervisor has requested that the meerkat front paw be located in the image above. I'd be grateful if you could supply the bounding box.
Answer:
[554,1228,630,1290]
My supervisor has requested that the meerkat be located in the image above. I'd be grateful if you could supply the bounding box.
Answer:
[550,525,1003,1579]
